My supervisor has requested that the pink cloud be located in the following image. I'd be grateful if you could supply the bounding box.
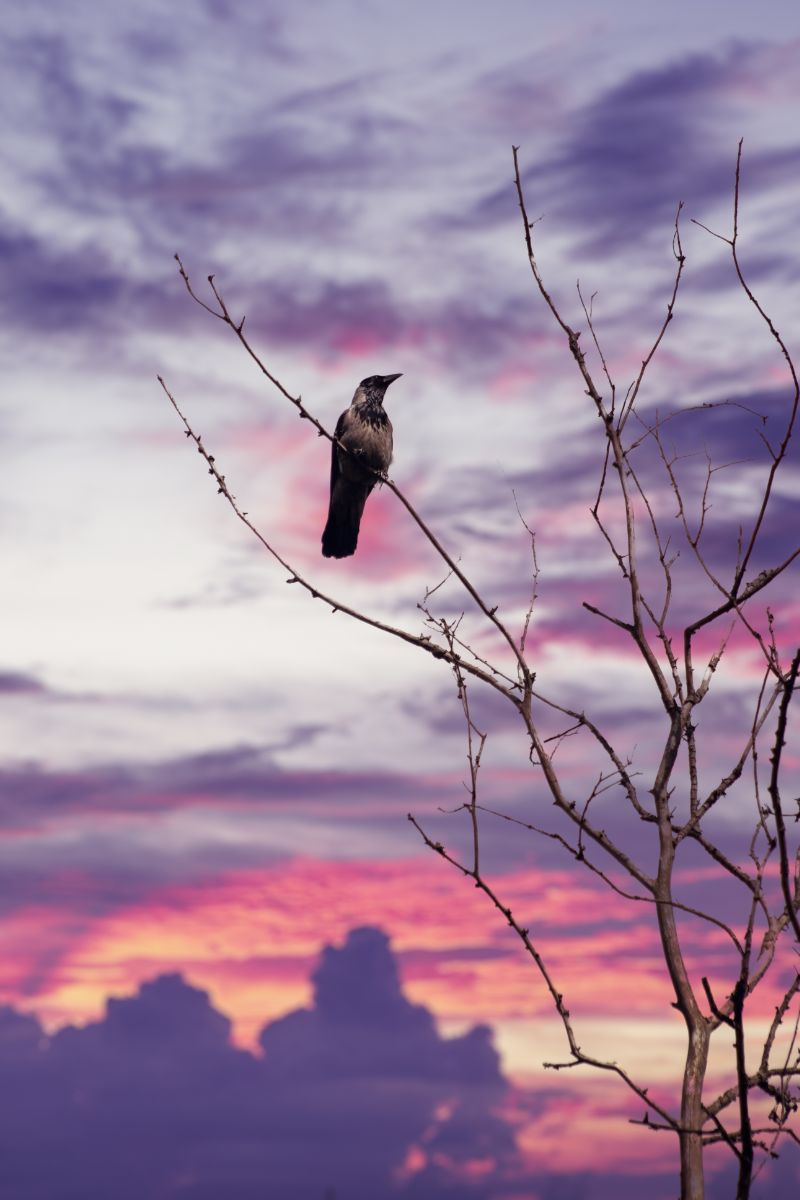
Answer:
[0,857,696,1048]
[487,362,541,405]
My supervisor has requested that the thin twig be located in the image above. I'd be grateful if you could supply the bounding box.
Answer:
[157,376,513,699]
[768,647,800,943]
[173,255,533,687]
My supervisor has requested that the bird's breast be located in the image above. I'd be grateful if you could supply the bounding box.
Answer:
[338,407,393,480]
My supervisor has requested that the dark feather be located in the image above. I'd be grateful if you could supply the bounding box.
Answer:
[321,375,400,558]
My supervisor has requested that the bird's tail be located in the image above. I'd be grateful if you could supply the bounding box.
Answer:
[321,480,370,558]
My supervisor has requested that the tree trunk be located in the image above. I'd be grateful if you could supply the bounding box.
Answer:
[655,804,710,1200]
[680,1020,711,1200]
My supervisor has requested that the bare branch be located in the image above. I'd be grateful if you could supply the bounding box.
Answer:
[725,142,800,595]
[768,647,800,943]
[407,812,679,1132]
[174,255,534,687]
[618,201,686,433]
[157,376,513,699]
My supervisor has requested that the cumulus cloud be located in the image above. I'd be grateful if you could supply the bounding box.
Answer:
[1,923,787,1197]
[0,926,519,1199]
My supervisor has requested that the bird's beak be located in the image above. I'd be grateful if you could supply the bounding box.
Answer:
[382,373,402,387]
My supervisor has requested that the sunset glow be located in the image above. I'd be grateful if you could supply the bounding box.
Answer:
[2,1,800,1195]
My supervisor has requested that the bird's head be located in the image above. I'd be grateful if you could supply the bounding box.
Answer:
[358,373,402,403]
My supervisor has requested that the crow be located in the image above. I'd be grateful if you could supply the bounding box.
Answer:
[321,373,402,558]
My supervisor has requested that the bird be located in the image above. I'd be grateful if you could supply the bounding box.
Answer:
[321,373,402,558]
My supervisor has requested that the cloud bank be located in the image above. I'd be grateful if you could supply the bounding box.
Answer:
[0,926,519,1199]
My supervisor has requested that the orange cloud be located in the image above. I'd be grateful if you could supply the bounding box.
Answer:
[0,851,793,1195]
[1,853,791,1104]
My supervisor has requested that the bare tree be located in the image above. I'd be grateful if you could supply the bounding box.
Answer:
[160,142,799,1199]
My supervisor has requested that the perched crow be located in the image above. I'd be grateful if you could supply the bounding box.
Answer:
[321,373,402,558]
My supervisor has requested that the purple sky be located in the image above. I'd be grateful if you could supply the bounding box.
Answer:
[2,1,800,1195]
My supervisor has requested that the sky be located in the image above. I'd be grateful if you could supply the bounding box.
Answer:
[2,0,800,1196]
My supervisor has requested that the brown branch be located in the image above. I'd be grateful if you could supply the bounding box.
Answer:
[407,812,679,1132]
[617,201,686,433]
[173,255,533,687]
[439,619,486,877]
[759,975,800,1081]
[768,647,800,943]
[702,975,754,1192]
[577,281,616,409]
[477,802,742,951]
[724,142,800,597]
[513,146,676,716]
[157,376,514,700]
[705,975,800,1128]
[511,491,540,656]
[678,670,780,837]
[626,396,769,455]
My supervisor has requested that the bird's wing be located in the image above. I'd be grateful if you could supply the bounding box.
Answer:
[330,409,349,494]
